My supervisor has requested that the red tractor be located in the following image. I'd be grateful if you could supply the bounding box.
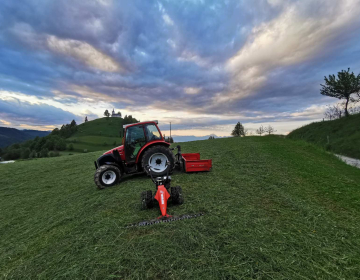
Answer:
[94,120,212,189]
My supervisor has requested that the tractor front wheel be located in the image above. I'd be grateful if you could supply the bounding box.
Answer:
[142,145,175,177]
[94,165,121,189]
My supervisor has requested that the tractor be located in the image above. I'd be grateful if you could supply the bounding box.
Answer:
[94,120,176,189]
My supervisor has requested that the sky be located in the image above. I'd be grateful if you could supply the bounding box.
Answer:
[0,0,360,137]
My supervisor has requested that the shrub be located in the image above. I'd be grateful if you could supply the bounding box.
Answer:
[21,148,31,159]
[68,144,74,151]
[40,148,49,158]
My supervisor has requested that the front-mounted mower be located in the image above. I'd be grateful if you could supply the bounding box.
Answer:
[127,163,204,227]
[94,120,212,189]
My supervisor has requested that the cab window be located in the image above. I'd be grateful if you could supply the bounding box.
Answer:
[125,125,146,160]
[145,124,161,142]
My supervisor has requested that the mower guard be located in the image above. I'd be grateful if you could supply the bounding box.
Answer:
[154,185,171,218]
[181,153,212,172]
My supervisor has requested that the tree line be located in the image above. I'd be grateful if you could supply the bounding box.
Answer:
[230,122,276,137]
[0,120,78,161]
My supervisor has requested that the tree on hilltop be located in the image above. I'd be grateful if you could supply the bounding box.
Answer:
[320,68,360,117]
[231,122,245,137]
[104,110,110,118]
[256,125,265,136]
[265,125,276,135]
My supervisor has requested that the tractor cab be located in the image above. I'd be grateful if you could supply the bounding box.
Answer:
[123,121,163,163]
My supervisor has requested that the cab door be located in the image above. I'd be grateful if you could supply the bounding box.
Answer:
[124,125,147,163]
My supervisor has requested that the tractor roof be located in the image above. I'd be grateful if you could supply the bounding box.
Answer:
[123,120,158,129]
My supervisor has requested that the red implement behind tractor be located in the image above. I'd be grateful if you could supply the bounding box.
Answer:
[94,120,212,189]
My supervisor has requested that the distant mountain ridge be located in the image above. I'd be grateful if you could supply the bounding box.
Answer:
[0,127,50,148]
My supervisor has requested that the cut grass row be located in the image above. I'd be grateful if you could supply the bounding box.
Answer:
[0,136,359,279]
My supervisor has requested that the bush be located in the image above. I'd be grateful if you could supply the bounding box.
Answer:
[29,151,37,158]
[40,148,49,158]
[21,148,31,159]
[68,144,74,151]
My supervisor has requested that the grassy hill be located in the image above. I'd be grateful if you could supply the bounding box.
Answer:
[66,117,125,153]
[1,136,360,279]
[287,113,360,159]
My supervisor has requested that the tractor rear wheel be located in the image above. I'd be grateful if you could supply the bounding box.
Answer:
[142,145,175,177]
[141,190,153,210]
[171,186,184,205]
[94,165,121,189]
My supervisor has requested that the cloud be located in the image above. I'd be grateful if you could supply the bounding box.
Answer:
[47,36,122,72]
[0,97,79,126]
[0,0,360,134]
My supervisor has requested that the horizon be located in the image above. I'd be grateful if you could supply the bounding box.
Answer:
[1,0,360,137]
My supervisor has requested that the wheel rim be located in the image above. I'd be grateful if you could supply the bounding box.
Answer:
[148,153,168,173]
[102,170,116,185]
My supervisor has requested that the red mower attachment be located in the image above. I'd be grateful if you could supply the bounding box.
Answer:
[182,153,212,172]
[126,162,204,227]
[174,146,212,172]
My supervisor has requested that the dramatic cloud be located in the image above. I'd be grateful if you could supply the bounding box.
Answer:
[0,0,360,134]
[0,96,79,127]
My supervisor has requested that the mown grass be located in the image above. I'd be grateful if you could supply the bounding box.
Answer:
[287,113,360,158]
[1,136,360,279]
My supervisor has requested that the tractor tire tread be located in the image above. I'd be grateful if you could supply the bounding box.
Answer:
[171,185,184,205]
[94,165,121,190]
[141,145,176,176]
[141,190,153,210]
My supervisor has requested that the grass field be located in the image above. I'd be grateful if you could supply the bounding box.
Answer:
[66,118,124,153]
[287,113,360,159]
[1,136,360,279]
[67,136,122,153]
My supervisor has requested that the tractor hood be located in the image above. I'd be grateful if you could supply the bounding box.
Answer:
[104,145,124,155]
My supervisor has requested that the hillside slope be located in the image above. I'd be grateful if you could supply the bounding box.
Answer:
[1,137,360,279]
[67,117,127,153]
[287,113,360,158]
[0,127,50,148]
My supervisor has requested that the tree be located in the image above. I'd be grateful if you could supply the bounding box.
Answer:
[104,110,110,118]
[264,125,276,135]
[231,122,245,137]
[208,136,215,140]
[256,125,265,136]
[320,68,360,117]
[324,103,343,120]
[117,111,122,117]
[85,116,88,122]
[40,148,49,158]
[70,120,77,127]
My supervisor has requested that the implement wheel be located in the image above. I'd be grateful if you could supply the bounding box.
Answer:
[171,186,184,205]
[141,190,153,210]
